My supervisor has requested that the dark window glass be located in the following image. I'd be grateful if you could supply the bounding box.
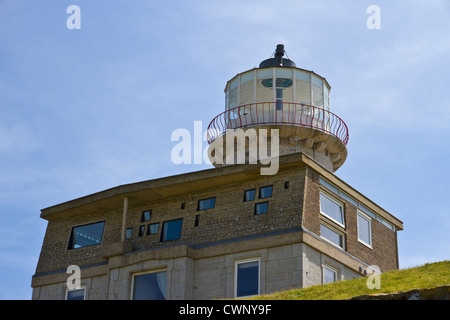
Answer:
[68,221,105,249]
[66,289,85,300]
[244,189,255,202]
[197,197,216,211]
[147,223,159,235]
[254,202,269,215]
[236,260,259,297]
[161,219,183,242]
[138,225,145,237]
[132,271,166,300]
[126,228,133,239]
[141,210,152,222]
[194,214,200,227]
[259,186,272,199]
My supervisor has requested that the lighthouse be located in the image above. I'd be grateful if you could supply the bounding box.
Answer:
[207,44,348,172]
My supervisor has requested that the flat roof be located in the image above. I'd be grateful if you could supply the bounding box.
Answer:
[40,152,403,230]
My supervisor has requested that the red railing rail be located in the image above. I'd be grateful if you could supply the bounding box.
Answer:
[207,102,349,145]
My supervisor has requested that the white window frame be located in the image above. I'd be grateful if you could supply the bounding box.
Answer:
[320,223,345,250]
[65,287,86,300]
[234,258,260,298]
[320,191,345,228]
[323,265,338,284]
[357,211,373,248]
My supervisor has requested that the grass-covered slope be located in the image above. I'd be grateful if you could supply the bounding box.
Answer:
[252,260,450,300]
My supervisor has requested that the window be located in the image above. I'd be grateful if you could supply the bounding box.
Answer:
[235,259,260,298]
[254,202,269,215]
[259,186,272,199]
[68,221,105,249]
[66,288,85,300]
[323,265,337,284]
[197,197,216,211]
[160,219,183,242]
[194,214,200,227]
[132,270,166,300]
[141,210,152,222]
[320,223,344,249]
[147,223,159,235]
[244,189,256,202]
[357,212,372,248]
[126,228,133,239]
[320,192,344,226]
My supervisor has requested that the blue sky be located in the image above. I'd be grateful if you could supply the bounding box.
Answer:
[0,0,449,299]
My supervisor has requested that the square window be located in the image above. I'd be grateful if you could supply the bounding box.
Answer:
[141,210,152,222]
[161,219,183,242]
[259,186,273,199]
[66,288,85,300]
[68,221,105,249]
[244,189,255,202]
[320,192,344,226]
[132,271,166,300]
[323,265,337,284]
[235,259,260,298]
[197,197,216,211]
[147,223,159,235]
[126,228,133,239]
[320,224,344,249]
[357,212,372,247]
[254,202,268,215]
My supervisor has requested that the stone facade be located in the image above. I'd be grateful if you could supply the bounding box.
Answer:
[31,153,403,300]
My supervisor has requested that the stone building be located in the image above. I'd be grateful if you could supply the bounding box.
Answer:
[31,45,403,300]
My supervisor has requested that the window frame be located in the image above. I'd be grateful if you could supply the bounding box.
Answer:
[259,185,273,199]
[65,287,86,300]
[234,258,260,298]
[243,189,256,202]
[67,221,105,250]
[197,197,216,211]
[131,269,167,300]
[141,210,152,222]
[320,223,345,250]
[323,265,338,284]
[147,223,160,235]
[357,211,373,248]
[160,218,183,242]
[254,201,269,215]
[319,191,345,228]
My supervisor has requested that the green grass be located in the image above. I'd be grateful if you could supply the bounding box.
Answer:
[251,260,450,300]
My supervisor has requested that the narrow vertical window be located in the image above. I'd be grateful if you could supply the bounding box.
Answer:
[141,210,152,222]
[138,225,145,237]
[126,228,133,239]
[235,259,260,298]
[357,212,372,248]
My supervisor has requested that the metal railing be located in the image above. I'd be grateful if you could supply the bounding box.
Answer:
[206,102,349,145]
